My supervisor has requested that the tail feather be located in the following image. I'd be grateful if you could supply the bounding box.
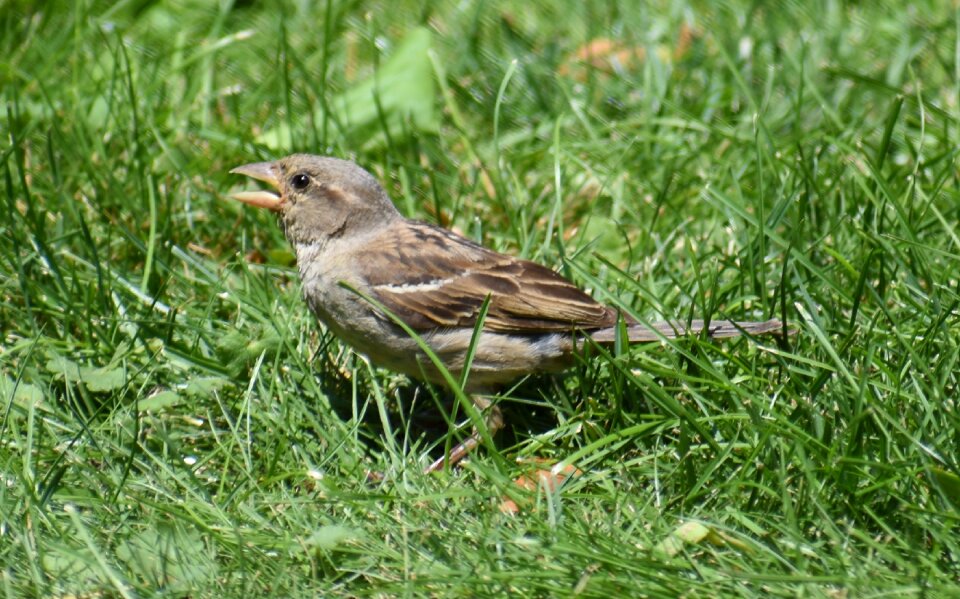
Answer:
[589,319,789,344]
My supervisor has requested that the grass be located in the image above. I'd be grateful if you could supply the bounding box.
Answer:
[2,0,959,596]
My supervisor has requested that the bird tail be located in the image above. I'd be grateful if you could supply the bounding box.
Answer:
[589,319,790,344]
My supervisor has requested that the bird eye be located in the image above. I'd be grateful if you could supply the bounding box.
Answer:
[290,173,310,189]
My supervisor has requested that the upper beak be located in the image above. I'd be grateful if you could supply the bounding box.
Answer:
[229,161,282,211]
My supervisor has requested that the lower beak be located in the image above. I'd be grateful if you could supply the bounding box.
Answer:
[229,161,282,211]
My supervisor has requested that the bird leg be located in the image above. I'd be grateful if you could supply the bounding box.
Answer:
[425,395,503,473]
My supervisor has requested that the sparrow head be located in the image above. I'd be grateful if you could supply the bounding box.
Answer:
[229,154,401,245]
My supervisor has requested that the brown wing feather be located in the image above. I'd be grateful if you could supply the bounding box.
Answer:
[364,222,618,333]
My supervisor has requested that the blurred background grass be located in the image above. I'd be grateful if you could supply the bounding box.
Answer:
[2,0,959,596]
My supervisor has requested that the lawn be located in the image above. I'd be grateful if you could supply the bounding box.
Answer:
[2,0,959,596]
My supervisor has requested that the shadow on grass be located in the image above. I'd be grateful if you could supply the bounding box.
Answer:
[318,368,566,464]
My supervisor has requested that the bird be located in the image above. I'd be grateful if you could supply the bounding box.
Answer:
[228,154,788,472]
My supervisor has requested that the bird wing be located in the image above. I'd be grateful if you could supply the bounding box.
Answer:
[362,222,618,333]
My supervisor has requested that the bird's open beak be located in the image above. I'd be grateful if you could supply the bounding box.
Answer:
[229,161,282,211]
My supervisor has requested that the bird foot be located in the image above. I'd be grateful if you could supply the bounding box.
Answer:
[424,400,503,473]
